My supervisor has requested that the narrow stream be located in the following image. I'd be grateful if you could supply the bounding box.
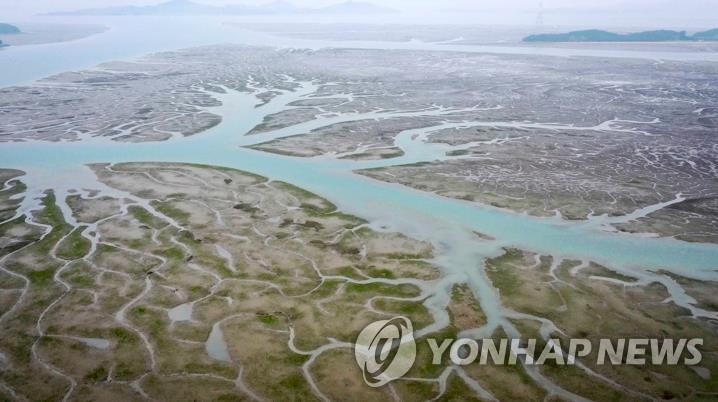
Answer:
[1,52,718,399]
[2,81,717,319]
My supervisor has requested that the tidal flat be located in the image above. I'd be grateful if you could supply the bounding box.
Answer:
[0,23,107,47]
[1,164,716,401]
[4,45,715,242]
[0,163,441,401]
[0,41,717,401]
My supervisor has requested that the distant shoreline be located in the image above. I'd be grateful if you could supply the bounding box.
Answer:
[0,23,107,47]
[45,0,395,17]
[524,28,718,43]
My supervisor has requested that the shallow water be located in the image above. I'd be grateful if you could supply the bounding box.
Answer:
[206,322,231,362]
[2,16,718,88]
[168,302,194,322]
[1,80,717,340]
[3,29,718,395]
[72,336,111,350]
[2,87,717,279]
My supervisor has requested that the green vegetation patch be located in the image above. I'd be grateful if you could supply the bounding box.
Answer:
[345,282,421,298]
[129,205,165,229]
[60,262,95,288]
[485,249,523,296]
[151,200,191,224]
[110,327,138,345]
[28,192,73,258]
[84,366,108,382]
[27,268,55,286]
[56,226,91,260]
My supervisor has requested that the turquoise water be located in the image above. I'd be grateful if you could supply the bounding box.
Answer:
[2,87,717,282]
[1,18,717,338]
[2,20,716,399]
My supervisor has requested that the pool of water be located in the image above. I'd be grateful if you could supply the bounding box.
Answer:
[1,15,717,351]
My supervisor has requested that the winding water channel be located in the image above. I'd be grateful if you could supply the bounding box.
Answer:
[3,80,718,303]
[2,17,718,399]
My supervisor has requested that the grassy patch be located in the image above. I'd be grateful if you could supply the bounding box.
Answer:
[157,247,185,261]
[56,226,91,260]
[345,282,420,298]
[129,205,164,228]
[61,263,95,288]
[33,192,72,255]
[27,268,55,286]
[257,313,279,326]
[85,366,108,382]
[366,267,395,279]
[485,249,523,296]
[151,201,191,224]
[110,327,137,345]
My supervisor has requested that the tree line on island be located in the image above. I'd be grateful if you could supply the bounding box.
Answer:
[524,28,718,42]
[0,23,21,48]
[0,23,20,35]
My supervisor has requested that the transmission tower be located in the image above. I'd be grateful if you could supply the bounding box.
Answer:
[536,1,545,30]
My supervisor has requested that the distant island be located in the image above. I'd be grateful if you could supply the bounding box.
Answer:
[524,28,718,42]
[0,23,21,34]
[47,0,395,16]
[692,28,718,40]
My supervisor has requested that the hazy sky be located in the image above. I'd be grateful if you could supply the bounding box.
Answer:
[2,0,717,28]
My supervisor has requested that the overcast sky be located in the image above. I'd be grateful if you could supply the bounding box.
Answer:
[2,0,717,28]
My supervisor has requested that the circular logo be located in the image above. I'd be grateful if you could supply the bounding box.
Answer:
[354,316,416,387]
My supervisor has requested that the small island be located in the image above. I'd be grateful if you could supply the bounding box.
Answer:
[693,28,718,40]
[0,23,21,35]
[0,23,107,47]
[524,28,718,42]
